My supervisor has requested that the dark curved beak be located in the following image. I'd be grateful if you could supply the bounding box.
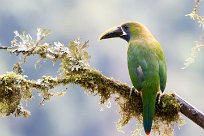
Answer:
[99,27,123,40]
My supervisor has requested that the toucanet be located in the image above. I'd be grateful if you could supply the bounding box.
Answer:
[99,22,167,135]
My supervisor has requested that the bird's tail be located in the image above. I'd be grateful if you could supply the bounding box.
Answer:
[142,89,157,135]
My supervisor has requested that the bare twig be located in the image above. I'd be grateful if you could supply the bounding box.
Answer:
[0,46,8,49]
[174,93,204,129]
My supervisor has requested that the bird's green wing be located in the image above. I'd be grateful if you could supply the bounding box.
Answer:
[159,59,167,92]
[154,42,167,92]
[127,43,147,91]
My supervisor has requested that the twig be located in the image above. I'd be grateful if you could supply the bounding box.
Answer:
[0,46,8,49]
[193,0,200,14]
[174,93,204,129]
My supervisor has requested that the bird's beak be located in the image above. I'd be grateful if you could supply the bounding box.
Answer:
[99,27,123,40]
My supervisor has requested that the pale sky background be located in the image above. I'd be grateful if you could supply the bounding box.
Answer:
[0,0,203,136]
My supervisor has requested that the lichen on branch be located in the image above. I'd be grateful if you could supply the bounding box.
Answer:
[0,28,182,135]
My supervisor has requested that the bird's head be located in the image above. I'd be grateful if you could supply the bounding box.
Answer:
[99,22,146,42]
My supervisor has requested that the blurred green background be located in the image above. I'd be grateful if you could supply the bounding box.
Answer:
[0,0,203,136]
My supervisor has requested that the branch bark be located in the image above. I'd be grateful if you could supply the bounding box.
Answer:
[0,46,8,49]
[174,93,204,129]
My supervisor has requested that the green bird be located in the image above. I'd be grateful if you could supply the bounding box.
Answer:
[99,22,167,135]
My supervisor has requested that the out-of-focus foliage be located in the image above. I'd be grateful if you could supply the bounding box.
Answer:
[182,41,204,69]
[186,0,204,30]
[183,0,204,69]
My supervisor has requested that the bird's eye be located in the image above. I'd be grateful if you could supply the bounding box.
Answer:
[124,25,129,30]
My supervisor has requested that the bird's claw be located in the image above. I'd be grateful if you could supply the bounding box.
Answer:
[129,86,135,98]
[156,92,162,104]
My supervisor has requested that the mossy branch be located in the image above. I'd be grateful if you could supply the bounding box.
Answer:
[0,28,203,135]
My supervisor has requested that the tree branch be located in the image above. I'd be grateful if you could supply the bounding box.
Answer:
[0,46,8,49]
[0,28,203,135]
[174,93,204,129]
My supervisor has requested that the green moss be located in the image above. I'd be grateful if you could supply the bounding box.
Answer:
[156,94,181,121]
[0,72,32,116]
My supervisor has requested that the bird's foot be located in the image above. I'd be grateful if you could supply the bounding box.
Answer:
[156,92,162,104]
[129,86,135,98]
